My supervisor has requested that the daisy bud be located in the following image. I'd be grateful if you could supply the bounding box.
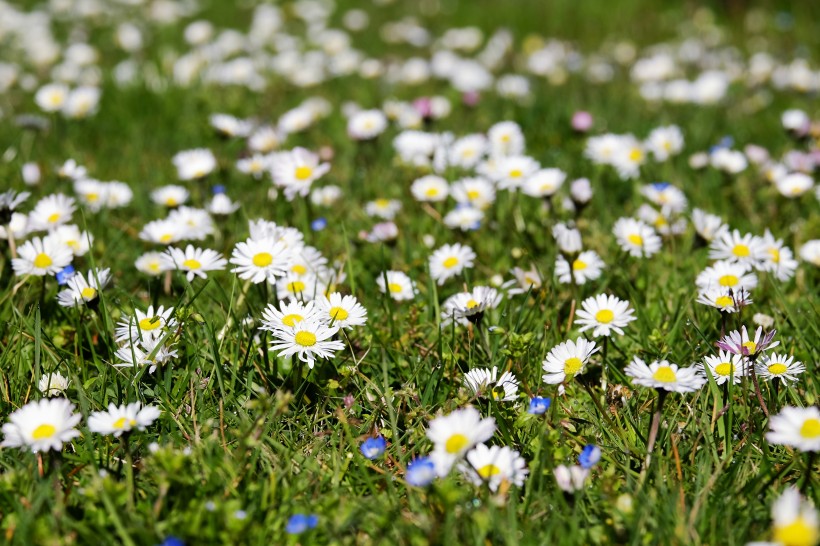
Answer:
[570,178,593,205]
[554,464,588,492]
[22,162,41,186]
[571,111,593,132]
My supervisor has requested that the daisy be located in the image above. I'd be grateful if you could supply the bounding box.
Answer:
[521,168,567,198]
[636,204,687,236]
[448,134,487,169]
[209,113,253,138]
[115,305,177,343]
[12,235,73,277]
[364,198,402,220]
[114,337,178,373]
[487,121,524,156]
[611,137,646,179]
[552,223,582,255]
[135,251,171,276]
[376,270,415,301]
[756,353,806,385]
[268,319,344,369]
[542,337,600,384]
[139,219,184,245]
[441,286,501,324]
[625,357,706,392]
[640,182,688,213]
[34,83,70,112]
[172,148,217,180]
[248,126,281,153]
[151,185,189,207]
[462,367,519,401]
[208,193,240,215]
[695,260,758,292]
[310,186,343,207]
[38,372,70,397]
[696,287,752,313]
[450,177,496,209]
[63,86,101,119]
[766,407,820,452]
[799,240,820,267]
[347,109,387,140]
[52,224,93,256]
[554,464,589,493]
[768,487,820,546]
[709,229,766,266]
[443,205,483,231]
[644,125,684,162]
[701,351,746,384]
[1,398,82,453]
[613,217,662,257]
[555,251,604,285]
[0,190,30,224]
[249,220,305,249]
[459,444,528,491]
[495,155,540,191]
[429,243,476,285]
[426,407,496,475]
[270,147,330,201]
[166,206,215,241]
[575,294,636,337]
[508,265,542,295]
[163,245,227,282]
[56,267,110,307]
[276,273,326,302]
[759,230,799,282]
[260,300,322,332]
[776,172,814,198]
[717,325,779,358]
[316,293,368,329]
[88,402,161,437]
[229,238,292,284]
[691,208,728,243]
[410,175,449,202]
[28,193,76,231]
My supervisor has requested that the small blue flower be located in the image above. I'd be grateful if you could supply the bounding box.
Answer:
[311,217,327,231]
[650,181,670,191]
[158,537,184,546]
[405,457,436,487]
[528,397,551,415]
[212,184,226,195]
[578,444,601,469]
[56,265,75,285]
[360,435,386,459]
[286,514,318,534]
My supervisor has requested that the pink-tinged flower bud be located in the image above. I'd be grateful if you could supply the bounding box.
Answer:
[571,111,593,132]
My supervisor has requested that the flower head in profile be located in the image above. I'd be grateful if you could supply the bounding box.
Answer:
[756,353,805,385]
[458,443,528,491]
[624,357,706,393]
[716,325,779,358]
[88,402,161,437]
[1,398,82,453]
[462,367,519,401]
[39,372,71,397]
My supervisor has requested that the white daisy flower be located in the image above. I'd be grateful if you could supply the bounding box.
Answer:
[268,319,344,369]
[172,148,217,180]
[555,251,604,285]
[459,443,528,491]
[426,407,496,476]
[139,219,184,245]
[260,300,322,332]
[695,260,758,292]
[695,287,752,313]
[115,305,177,343]
[552,223,583,254]
[207,193,240,216]
[448,134,487,169]
[114,337,178,373]
[441,286,501,325]
[166,206,215,241]
[640,181,688,212]
[775,172,814,198]
[766,407,820,452]
[310,185,343,207]
[209,113,253,138]
[376,270,415,301]
[35,83,70,112]
[410,175,449,202]
[521,168,567,198]
[63,86,101,119]
[799,240,820,267]
[56,267,110,307]
[229,238,293,284]
[12,235,73,277]
[613,217,662,258]
[756,353,805,385]
[708,229,766,266]
[270,147,330,201]
[52,224,93,256]
[38,372,70,397]
[542,337,600,384]
[347,109,388,140]
[88,402,161,437]
[28,193,76,232]
[462,367,519,401]
[692,208,728,242]
[644,125,684,161]
[575,294,637,337]
[450,177,495,209]
[768,487,820,546]
[428,243,476,285]
[443,206,483,231]
[508,266,542,295]
[494,155,540,191]
[275,273,327,302]
[701,351,746,384]
[236,154,270,179]
[151,185,189,207]
[316,293,368,329]
[758,230,798,282]
[163,245,227,282]
[487,121,524,156]
[248,126,281,153]
[1,398,82,453]
[364,198,402,220]
[636,204,686,236]
[135,251,171,276]
[624,357,706,392]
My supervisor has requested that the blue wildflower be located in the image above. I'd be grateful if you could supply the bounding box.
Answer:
[405,457,436,487]
[311,217,327,231]
[212,184,226,195]
[578,444,601,469]
[528,397,551,415]
[56,265,75,285]
[286,514,318,534]
[650,181,670,191]
[158,537,184,546]
[360,435,386,459]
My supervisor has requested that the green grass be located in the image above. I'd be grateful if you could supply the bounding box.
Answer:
[0,0,818,545]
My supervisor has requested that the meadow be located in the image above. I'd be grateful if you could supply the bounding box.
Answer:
[0,0,818,544]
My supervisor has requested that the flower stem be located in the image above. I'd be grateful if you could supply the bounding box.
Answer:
[748,357,769,418]
[643,389,668,472]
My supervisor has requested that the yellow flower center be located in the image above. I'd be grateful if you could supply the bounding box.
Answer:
[66,240,79,250]
[718,274,738,287]
[159,234,173,243]
[732,244,750,257]
[564,357,583,375]
[288,281,305,293]
[294,166,313,181]
[294,331,317,347]
[329,307,349,321]
[183,259,201,270]
[375,199,390,208]
[388,282,403,293]
[48,93,64,106]
[715,295,734,308]
[33,253,53,268]
[768,248,780,263]
[81,287,97,299]
[595,309,614,324]
[799,418,820,439]
[714,363,733,376]
[500,134,511,143]
[774,518,819,546]
[291,264,307,275]
[509,169,523,178]
[628,148,643,162]
[252,252,273,267]
[742,341,757,354]
[281,314,303,327]
[32,424,57,440]
[138,317,160,331]
[627,234,643,246]
[165,197,178,206]
[767,363,787,375]
[442,256,459,269]
[465,299,479,309]
[148,262,160,272]
[572,259,587,271]
[445,433,469,454]
[466,190,480,200]
[652,366,677,383]
[424,187,439,197]
[477,464,502,478]
[47,213,60,223]
[86,193,99,202]
[113,417,137,429]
